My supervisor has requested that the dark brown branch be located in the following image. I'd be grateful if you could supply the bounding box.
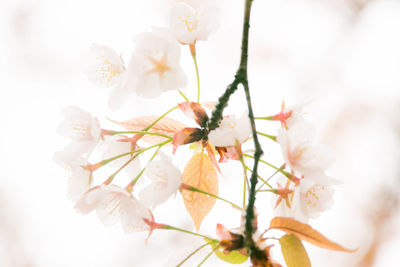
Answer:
[207,0,263,257]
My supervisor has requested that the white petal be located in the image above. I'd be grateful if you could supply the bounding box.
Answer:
[74,186,106,214]
[135,72,161,98]
[304,170,342,186]
[196,7,220,41]
[169,3,198,44]
[139,152,181,209]
[86,44,125,88]
[96,192,122,226]
[208,113,251,147]
[58,106,101,142]
[100,136,141,178]
[67,165,91,202]
[120,196,151,233]
[160,67,188,93]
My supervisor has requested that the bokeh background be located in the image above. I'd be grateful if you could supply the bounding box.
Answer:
[1,0,400,266]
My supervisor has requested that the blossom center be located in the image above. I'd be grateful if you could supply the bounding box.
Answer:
[70,123,92,140]
[178,15,198,32]
[287,146,308,167]
[95,56,121,84]
[147,56,170,76]
[303,185,326,208]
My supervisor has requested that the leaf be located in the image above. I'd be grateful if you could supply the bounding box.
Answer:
[279,234,311,267]
[269,217,357,252]
[204,238,248,264]
[172,128,204,153]
[109,116,186,144]
[204,143,221,173]
[178,102,209,128]
[181,152,218,231]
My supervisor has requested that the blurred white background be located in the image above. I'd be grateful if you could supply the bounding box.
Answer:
[1,0,400,266]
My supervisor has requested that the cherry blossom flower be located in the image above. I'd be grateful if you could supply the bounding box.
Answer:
[120,29,187,100]
[208,113,252,147]
[169,2,219,45]
[270,101,308,129]
[100,135,141,178]
[139,152,181,209]
[57,106,101,160]
[54,154,92,202]
[75,184,151,232]
[277,122,336,185]
[85,44,125,88]
[272,177,334,222]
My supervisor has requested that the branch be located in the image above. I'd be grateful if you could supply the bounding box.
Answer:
[207,0,264,257]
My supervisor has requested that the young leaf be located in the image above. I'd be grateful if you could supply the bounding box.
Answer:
[270,217,356,252]
[109,116,186,144]
[279,234,311,267]
[204,238,248,264]
[178,102,209,128]
[204,143,221,173]
[181,152,218,231]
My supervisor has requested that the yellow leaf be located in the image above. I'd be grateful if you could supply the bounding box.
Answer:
[189,142,201,152]
[204,238,248,264]
[109,116,186,144]
[279,234,311,267]
[181,152,218,231]
[270,217,357,252]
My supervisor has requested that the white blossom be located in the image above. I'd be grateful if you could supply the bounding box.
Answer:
[272,177,334,223]
[85,44,125,88]
[75,184,151,232]
[100,135,141,179]
[277,122,335,182]
[57,106,101,159]
[280,101,308,129]
[208,113,252,147]
[54,154,92,202]
[169,2,219,45]
[118,29,187,102]
[139,152,181,209]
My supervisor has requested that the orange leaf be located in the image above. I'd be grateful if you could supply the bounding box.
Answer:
[109,116,186,144]
[204,143,221,173]
[269,217,357,252]
[178,102,209,127]
[172,128,204,153]
[181,152,218,231]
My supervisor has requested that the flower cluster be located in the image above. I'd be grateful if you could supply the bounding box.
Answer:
[268,102,340,222]
[56,2,220,234]
[54,1,350,266]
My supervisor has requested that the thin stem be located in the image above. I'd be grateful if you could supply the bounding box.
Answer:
[256,167,281,192]
[164,225,218,242]
[176,242,212,267]
[255,116,273,120]
[239,156,250,208]
[244,165,273,189]
[109,140,171,182]
[189,45,201,103]
[243,154,289,177]
[106,130,172,140]
[143,105,178,131]
[179,90,190,102]
[90,151,133,171]
[125,146,162,190]
[198,245,220,267]
[182,184,241,210]
[258,189,278,193]
[257,131,276,142]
